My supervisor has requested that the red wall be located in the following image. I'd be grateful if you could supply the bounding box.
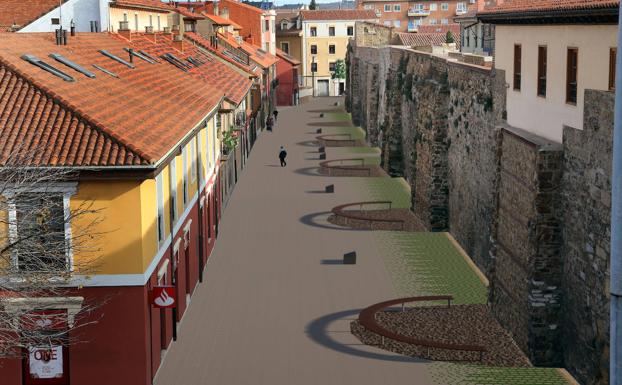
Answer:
[0,176,222,385]
[276,59,298,106]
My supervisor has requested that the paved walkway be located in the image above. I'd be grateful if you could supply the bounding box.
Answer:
[154,98,433,385]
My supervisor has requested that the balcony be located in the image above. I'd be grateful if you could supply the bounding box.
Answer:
[407,24,418,32]
[407,8,430,17]
[455,8,468,15]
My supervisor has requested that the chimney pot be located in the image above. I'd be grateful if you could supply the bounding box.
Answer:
[128,48,134,63]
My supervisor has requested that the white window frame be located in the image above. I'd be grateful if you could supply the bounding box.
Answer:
[429,18,437,25]
[441,3,449,10]
[170,158,178,223]
[393,4,401,11]
[384,4,392,12]
[429,3,437,11]
[5,183,77,272]
[457,2,467,12]
[281,41,290,54]
[157,15,161,30]
[441,18,449,24]
[134,13,138,31]
[156,172,165,244]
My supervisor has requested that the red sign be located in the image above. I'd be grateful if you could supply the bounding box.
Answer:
[151,286,176,308]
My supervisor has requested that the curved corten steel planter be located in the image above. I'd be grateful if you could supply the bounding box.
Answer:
[315,133,358,147]
[319,158,372,177]
[358,295,486,361]
[331,201,404,230]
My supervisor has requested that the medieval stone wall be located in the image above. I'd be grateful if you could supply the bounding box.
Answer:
[347,42,613,384]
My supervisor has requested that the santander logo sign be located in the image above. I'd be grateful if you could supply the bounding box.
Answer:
[152,286,177,309]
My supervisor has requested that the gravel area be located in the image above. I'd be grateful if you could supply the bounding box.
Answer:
[319,164,386,177]
[351,304,532,367]
[328,208,426,231]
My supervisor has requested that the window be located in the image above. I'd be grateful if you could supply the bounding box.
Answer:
[123,13,128,22]
[310,26,317,36]
[384,4,392,12]
[394,4,401,11]
[393,20,401,27]
[281,20,288,30]
[456,2,466,12]
[364,4,372,9]
[149,14,153,27]
[347,26,354,36]
[170,159,178,222]
[329,44,336,54]
[537,45,547,97]
[157,15,161,30]
[281,42,290,54]
[430,3,437,10]
[182,146,188,205]
[134,13,138,31]
[265,20,270,32]
[609,48,617,91]
[513,44,521,91]
[13,193,68,271]
[429,18,437,25]
[311,62,317,72]
[329,61,336,72]
[441,3,449,10]
[329,26,335,36]
[156,173,165,244]
[190,137,197,182]
[311,44,317,54]
[384,21,391,26]
[441,18,448,24]
[566,48,578,104]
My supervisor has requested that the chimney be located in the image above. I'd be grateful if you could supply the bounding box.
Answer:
[172,34,184,52]
[62,29,68,45]
[163,26,171,34]
[55,28,62,45]
[118,20,131,41]
[128,48,134,63]
[145,27,157,42]
[171,24,180,35]
[70,19,75,36]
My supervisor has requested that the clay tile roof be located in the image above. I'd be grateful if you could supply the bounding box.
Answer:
[218,32,278,68]
[184,31,260,75]
[0,33,223,167]
[275,48,300,65]
[0,0,65,31]
[123,33,253,105]
[203,13,235,25]
[299,9,378,21]
[395,32,450,47]
[479,0,619,14]
[112,0,174,12]
[175,8,206,19]
[417,24,461,36]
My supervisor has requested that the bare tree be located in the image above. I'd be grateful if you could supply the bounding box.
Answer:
[0,148,104,360]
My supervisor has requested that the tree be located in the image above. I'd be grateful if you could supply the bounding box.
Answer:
[332,59,346,80]
[0,148,103,359]
[309,0,317,10]
[445,31,455,44]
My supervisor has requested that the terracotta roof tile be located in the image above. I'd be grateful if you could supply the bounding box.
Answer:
[479,0,619,14]
[395,32,451,47]
[299,9,378,20]
[417,24,461,36]
[0,0,65,31]
[118,33,253,105]
[0,32,223,167]
[275,48,300,65]
[184,31,261,75]
[218,32,278,68]
[112,0,174,12]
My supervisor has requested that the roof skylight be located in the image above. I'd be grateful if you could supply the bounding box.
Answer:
[49,53,96,78]
[92,64,120,79]
[21,55,75,82]
[98,50,135,69]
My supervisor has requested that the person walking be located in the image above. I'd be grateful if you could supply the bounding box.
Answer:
[273,110,279,122]
[266,116,273,132]
[279,146,287,167]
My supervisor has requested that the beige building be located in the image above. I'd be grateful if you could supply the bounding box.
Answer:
[276,11,303,64]
[300,9,378,96]
[480,1,618,143]
[109,0,171,32]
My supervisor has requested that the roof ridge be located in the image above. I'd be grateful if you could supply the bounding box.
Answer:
[0,57,150,165]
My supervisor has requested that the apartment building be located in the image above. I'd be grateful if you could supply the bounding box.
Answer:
[300,9,377,96]
[358,0,475,32]
[0,29,254,385]
[479,0,618,143]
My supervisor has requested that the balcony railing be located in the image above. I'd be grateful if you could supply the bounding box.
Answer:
[455,8,468,15]
[407,8,430,17]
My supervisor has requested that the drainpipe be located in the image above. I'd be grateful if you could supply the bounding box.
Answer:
[611,7,622,385]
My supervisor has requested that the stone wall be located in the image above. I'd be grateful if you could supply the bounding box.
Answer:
[347,42,614,384]
[354,21,394,47]
[490,126,564,366]
[561,90,613,385]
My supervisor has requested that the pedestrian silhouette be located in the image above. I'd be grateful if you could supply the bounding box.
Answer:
[279,146,287,167]
[273,110,279,122]
[266,116,273,132]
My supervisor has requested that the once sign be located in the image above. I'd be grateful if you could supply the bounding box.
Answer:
[29,346,63,379]
[152,286,176,308]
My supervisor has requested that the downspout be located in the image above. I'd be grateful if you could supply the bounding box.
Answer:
[611,7,622,385]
